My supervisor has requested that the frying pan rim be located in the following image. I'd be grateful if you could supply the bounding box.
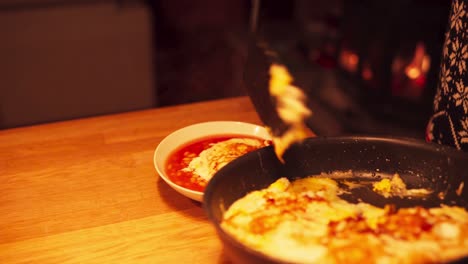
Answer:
[300,135,467,154]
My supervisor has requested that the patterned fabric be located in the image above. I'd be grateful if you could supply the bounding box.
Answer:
[427,0,468,151]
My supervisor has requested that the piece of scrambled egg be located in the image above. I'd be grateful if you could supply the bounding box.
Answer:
[373,173,432,198]
[182,138,266,181]
[268,64,312,162]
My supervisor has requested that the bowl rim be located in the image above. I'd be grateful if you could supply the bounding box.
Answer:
[154,120,272,202]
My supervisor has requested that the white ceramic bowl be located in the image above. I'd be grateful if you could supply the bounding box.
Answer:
[154,121,272,202]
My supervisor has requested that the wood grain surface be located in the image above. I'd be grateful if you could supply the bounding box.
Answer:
[0,96,272,263]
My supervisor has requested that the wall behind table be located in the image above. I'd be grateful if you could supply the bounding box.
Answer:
[0,1,156,129]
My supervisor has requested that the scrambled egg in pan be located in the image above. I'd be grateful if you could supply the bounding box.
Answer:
[373,173,433,198]
[221,177,468,264]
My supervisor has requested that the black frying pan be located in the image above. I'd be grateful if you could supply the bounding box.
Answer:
[203,136,468,264]
[242,35,323,138]
[207,33,468,263]
[242,35,289,137]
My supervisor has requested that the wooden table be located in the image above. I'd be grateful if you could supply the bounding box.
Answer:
[0,96,266,263]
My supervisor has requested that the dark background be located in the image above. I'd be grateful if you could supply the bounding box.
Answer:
[0,0,452,139]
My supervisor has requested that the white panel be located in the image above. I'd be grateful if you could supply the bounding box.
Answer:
[0,2,155,128]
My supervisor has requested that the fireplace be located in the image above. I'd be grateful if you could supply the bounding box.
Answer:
[334,0,451,131]
[257,0,452,137]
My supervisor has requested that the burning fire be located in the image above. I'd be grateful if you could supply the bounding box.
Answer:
[404,42,431,80]
[391,42,431,99]
[339,49,359,73]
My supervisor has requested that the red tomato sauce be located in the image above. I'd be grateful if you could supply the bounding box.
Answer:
[165,135,269,192]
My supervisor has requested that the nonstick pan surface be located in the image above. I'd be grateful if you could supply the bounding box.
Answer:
[203,136,468,264]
